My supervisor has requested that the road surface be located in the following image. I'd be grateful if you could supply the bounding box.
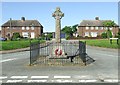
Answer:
[0,45,118,83]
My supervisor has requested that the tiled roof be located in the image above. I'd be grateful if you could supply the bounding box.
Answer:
[79,20,118,26]
[2,20,43,27]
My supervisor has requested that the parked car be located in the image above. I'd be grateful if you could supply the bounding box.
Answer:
[0,37,7,41]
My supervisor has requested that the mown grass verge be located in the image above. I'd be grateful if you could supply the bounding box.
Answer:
[81,39,120,49]
[0,39,45,51]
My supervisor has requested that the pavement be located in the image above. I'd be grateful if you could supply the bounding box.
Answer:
[0,47,30,54]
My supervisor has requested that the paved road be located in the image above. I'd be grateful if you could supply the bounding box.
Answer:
[0,45,118,83]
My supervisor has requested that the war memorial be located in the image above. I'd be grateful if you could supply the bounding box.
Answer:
[29,7,95,66]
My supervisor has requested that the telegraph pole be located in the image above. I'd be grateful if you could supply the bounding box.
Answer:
[10,18,12,40]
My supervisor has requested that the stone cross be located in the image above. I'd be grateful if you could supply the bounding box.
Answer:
[52,7,64,43]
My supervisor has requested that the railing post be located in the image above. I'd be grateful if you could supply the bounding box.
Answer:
[84,41,86,66]
[30,39,32,66]
[117,39,119,45]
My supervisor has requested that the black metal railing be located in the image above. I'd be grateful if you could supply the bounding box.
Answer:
[30,40,94,66]
[30,41,40,65]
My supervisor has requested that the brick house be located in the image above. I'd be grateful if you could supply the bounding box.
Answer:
[77,17,119,37]
[1,17,43,39]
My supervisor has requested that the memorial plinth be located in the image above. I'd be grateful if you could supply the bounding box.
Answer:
[49,43,67,59]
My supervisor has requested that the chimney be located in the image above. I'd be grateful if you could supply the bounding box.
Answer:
[21,17,25,21]
[95,17,99,20]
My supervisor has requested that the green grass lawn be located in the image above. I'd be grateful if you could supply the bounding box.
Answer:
[0,39,45,51]
[81,39,120,49]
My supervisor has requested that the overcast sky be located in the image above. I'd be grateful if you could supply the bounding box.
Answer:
[1,2,118,32]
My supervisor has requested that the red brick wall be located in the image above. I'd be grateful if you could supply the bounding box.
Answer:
[77,26,119,37]
[1,26,43,38]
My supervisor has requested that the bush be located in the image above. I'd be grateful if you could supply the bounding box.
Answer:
[12,32,21,40]
[115,31,120,39]
[101,32,107,38]
[66,35,70,40]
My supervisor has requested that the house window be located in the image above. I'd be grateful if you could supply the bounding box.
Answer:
[91,32,98,37]
[105,27,108,30]
[91,27,94,30]
[100,27,103,30]
[85,32,89,37]
[86,27,89,30]
[95,27,98,30]
[22,32,29,38]
[26,27,29,30]
[110,27,113,30]
[31,27,34,30]
[22,27,25,30]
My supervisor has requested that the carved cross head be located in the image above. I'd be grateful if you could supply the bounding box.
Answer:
[52,7,64,20]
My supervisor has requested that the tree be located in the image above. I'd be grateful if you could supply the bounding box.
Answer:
[61,26,73,36]
[46,33,53,39]
[107,29,112,38]
[71,24,78,33]
[103,21,116,39]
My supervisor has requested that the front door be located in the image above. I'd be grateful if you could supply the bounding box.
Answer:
[31,32,35,38]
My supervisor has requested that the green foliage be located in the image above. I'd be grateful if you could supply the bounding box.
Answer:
[46,33,53,39]
[12,32,21,40]
[62,26,73,36]
[114,31,120,39]
[102,21,115,39]
[101,32,107,38]
[1,40,45,51]
[106,29,112,38]
[71,24,78,33]
[81,39,119,49]
[103,21,116,27]
[61,24,78,37]
[65,34,70,40]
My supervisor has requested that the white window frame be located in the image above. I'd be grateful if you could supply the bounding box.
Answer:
[86,27,89,30]
[110,27,113,30]
[26,27,29,30]
[91,27,94,30]
[85,32,89,37]
[95,27,98,30]
[100,27,103,30]
[22,27,25,30]
[22,32,29,38]
[105,27,108,30]
[31,26,34,30]
[91,32,98,37]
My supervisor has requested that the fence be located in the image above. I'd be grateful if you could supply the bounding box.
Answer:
[30,41,95,66]
[30,41,40,65]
